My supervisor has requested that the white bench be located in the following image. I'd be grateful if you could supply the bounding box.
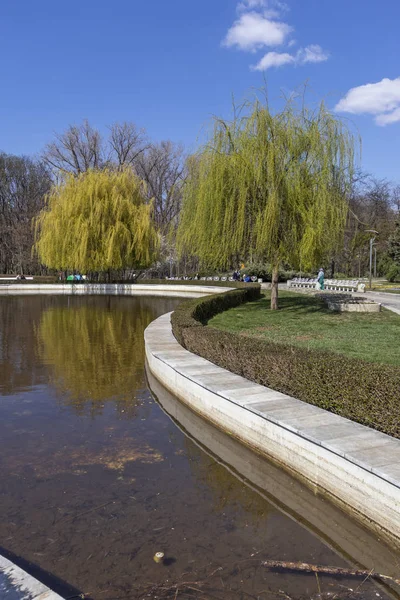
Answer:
[288,278,364,293]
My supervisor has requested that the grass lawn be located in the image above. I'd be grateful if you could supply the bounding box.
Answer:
[208,291,400,366]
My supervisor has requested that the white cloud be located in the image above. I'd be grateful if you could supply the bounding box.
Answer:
[222,11,292,51]
[376,108,400,126]
[298,44,329,64]
[252,51,294,70]
[223,1,329,71]
[335,77,400,126]
[252,44,329,71]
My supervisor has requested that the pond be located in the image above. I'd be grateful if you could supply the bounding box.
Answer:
[0,295,398,600]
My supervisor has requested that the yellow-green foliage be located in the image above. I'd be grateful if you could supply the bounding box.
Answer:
[34,169,159,271]
[177,95,357,271]
[38,301,155,414]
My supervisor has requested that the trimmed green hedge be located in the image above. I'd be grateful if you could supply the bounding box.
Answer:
[171,285,261,346]
[172,291,400,439]
[137,279,253,288]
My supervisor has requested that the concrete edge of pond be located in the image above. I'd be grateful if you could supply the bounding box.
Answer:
[145,311,400,550]
[0,554,64,600]
[0,283,230,298]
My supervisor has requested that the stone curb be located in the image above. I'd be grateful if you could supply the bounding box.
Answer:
[145,312,400,549]
[0,283,230,298]
[0,555,64,600]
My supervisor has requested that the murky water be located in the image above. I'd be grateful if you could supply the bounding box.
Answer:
[0,295,398,600]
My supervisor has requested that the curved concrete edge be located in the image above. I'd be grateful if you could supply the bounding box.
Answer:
[0,554,63,600]
[0,283,231,298]
[145,312,400,550]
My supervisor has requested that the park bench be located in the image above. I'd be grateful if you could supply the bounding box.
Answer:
[287,278,364,293]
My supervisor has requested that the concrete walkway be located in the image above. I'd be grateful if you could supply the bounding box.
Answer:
[145,312,400,550]
[0,555,63,600]
[276,282,400,316]
[363,290,400,315]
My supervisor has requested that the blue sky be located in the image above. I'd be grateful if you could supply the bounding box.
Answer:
[1,0,399,182]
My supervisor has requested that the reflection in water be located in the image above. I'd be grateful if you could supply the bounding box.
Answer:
[38,298,156,416]
[185,437,272,523]
[148,369,400,597]
[0,295,397,600]
[0,297,48,394]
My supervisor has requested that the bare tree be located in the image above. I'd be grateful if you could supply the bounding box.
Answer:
[43,120,103,175]
[392,184,400,213]
[108,122,147,169]
[336,176,398,276]
[136,141,185,234]
[0,153,51,274]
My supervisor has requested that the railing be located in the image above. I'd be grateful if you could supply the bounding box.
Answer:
[287,278,364,293]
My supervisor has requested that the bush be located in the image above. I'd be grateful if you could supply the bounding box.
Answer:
[238,263,298,282]
[240,262,270,281]
[386,263,400,283]
[171,292,400,439]
[171,285,261,346]
[136,279,255,288]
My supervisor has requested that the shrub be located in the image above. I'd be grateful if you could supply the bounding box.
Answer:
[171,292,400,439]
[240,262,271,281]
[238,263,298,282]
[386,263,400,283]
[171,285,261,346]
[136,279,256,288]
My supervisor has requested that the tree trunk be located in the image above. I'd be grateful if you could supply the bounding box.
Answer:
[271,264,279,310]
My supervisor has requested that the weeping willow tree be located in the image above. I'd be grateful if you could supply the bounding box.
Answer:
[177,94,357,309]
[34,168,159,275]
[38,298,156,416]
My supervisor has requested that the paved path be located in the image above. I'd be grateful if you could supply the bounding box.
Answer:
[0,555,63,600]
[362,290,400,315]
[274,283,400,316]
[145,312,400,550]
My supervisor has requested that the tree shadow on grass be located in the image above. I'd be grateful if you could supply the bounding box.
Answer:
[243,293,331,317]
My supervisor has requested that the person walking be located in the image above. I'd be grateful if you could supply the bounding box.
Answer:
[316,268,325,290]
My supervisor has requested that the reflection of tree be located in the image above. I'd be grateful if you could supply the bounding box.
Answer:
[0,297,47,395]
[184,437,272,525]
[38,297,156,416]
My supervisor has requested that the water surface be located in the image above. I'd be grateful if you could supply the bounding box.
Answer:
[0,295,398,600]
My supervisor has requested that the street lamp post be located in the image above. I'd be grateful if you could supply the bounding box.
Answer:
[365,230,379,290]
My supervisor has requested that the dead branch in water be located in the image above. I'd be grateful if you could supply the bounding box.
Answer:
[261,559,400,586]
[133,556,400,599]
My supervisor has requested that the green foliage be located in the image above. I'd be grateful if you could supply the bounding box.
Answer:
[388,220,400,265]
[239,263,297,282]
[171,285,261,347]
[240,262,270,280]
[34,169,159,272]
[177,93,356,274]
[138,279,253,287]
[386,263,400,283]
[171,291,400,439]
[38,300,155,413]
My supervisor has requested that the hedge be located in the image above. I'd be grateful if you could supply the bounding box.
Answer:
[136,279,255,288]
[172,291,400,439]
[171,285,261,346]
